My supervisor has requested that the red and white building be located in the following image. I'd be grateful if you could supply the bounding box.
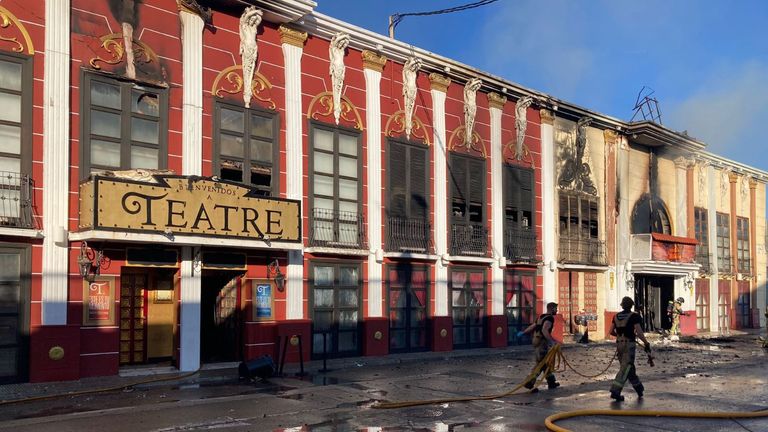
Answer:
[0,0,763,383]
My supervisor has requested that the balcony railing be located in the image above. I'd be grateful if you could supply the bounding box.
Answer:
[559,237,607,266]
[695,251,712,273]
[0,171,34,229]
[386,216,433,254]
[450,223,488,257]
[504,226,538,263]
[309,208,367,249]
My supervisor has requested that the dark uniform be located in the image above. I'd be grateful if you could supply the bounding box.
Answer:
[610,310,645,399]
[524,312,558,389]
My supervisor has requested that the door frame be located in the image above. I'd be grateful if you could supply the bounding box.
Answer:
[386,262,430,353]
[309,260,363,359]
[449,266,487,350]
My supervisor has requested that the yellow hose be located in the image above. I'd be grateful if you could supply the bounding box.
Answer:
[545,408,768,432]
[0,368,201,406]
[375,344,614,409]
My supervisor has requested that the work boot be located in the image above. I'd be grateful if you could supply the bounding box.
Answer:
[524,380,535,390]
[633,383,645,399]
[547,378,560,389]
[610,391,624,402]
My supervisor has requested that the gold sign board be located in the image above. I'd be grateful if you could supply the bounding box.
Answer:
[79,175,301,242]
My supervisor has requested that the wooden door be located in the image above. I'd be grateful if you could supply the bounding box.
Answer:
[120,271,147,365]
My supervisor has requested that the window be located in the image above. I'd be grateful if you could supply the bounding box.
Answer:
[81,73,167,178]
[716,212,731,272]
[387,140,429,252]
[505,271,535,346]
[736,217,750,274]
[449,154,485,225]
[630,194,671,234]
[694,207,710,271]
[311,262,362,358]
[559,193,598,240]
[503,165,536,261]
[449,154,487,256]
[310,123,362,247]
[503,165,533,230]
[214,103,278,196]
[0,54,31,175]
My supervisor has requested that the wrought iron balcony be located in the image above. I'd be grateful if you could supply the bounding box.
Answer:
[0,171,34,229]
[309,208,367,249]
[450,223,488,257]
[504,226,538,263]
[559,237,607,266]
[386,216,433,254]
[695,251,712,273]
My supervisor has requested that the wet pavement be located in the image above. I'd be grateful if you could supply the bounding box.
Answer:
[1,331,767,431]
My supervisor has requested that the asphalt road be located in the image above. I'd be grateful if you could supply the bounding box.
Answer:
[1,334,767,431]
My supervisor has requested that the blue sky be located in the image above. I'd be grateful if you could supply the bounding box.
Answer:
[315,0,768,172]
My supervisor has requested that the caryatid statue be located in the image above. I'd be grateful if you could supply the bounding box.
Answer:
[514,96,534,160]
[239,6,263,108]
[329,32,351,124]
[463,78,482,144]
[402,57,422,139]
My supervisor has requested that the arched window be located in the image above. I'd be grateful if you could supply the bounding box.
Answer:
[631,193,671,234]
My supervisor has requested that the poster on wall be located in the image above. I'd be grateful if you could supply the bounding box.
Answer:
[83,276,116,326]
[252,279,274,321]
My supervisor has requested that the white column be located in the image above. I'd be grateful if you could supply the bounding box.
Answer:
[616,136,632,309]
[489,95,505,315]
[179,246,201,371]
[42,0,71,325]
[281,27,307,320]
[674,159,688,236]
[179,10,203,176]
[430,74,450,316]
[540,110,556,305]
[178,9,204,370]
[707,165,719,331]
[363,55,385,318]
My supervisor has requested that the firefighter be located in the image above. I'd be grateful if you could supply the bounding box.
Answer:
[668,297,686,338]
[609,296,651,402]
[517,302,561,392]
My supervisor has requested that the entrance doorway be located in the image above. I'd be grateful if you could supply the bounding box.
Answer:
[387,264,429,353]
[450,268,486,349]
[200,272,242,363]
[634,275,674,333]
[0,246,29,383]
[120,269,176,365]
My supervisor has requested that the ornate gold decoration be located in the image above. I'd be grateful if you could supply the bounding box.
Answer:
[176,0,212,25]
[290,335,300,346]
[539,109,555,125]
[279,25,308,48]
[448,125,487,157]
[495,326,503,335]
[307,91,364,130]
[361,50,387,72]
[429,73,451,93]
[440,329,448,338]
[503,142,535,168]
[487,92,507,110]
[373,331,383,340]
[603,129,619,144]
[89,33,158,71]
[0,6,34,54]
[211,65,276,110]
[384,110,431,145]
[48,346,65,361]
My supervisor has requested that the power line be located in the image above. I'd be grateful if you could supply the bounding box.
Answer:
[389,0,499,38]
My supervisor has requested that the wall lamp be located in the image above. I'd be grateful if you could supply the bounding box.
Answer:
[267,259,286,292]
[78,241,106,281]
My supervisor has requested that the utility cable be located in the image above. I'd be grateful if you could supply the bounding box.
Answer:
[389,0,499,38]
